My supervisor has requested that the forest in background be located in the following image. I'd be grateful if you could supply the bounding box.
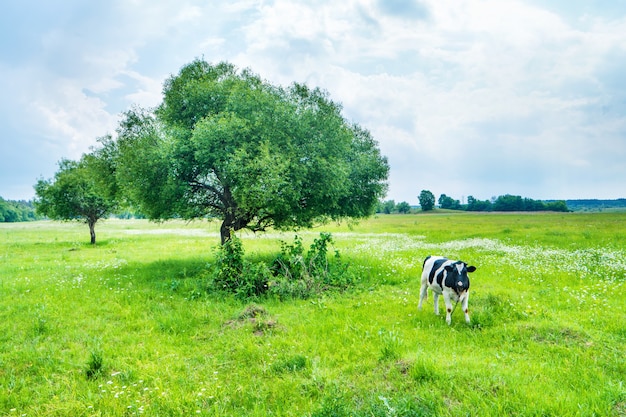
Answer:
[378,195,626,214]
[2,196,626,223]
[0,197,40,222]
[551,198,626,212]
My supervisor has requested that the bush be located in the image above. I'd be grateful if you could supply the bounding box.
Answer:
[210,234,270,299]
[269,233,353,299]
[209,232,353,300]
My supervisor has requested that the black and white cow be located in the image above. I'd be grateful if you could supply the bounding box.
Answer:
[418,256,476,325]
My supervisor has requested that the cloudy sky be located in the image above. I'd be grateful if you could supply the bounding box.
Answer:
[2,0,625,204]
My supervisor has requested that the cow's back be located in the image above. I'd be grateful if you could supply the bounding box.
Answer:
[421,256,449,286]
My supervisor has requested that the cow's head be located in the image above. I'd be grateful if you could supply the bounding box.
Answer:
[445,262,476,295]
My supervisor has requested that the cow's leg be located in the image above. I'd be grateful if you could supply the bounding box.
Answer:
[443,293,453,325]
[418,282,428,310]
[433,292,440,315]
[462,292,470,324]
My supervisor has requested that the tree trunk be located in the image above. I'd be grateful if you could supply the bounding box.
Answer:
[220,209,249,245]
[220,220,231,245]
[220,188,242,245]
[89,220,96,245]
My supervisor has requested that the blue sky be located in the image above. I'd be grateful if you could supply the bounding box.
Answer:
[1,0,625,204]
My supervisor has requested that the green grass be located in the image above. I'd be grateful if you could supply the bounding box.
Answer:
[1,213,625,416]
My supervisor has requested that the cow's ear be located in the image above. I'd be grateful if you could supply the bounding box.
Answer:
[467,265,476,273]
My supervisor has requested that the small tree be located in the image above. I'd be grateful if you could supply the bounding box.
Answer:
[466,196,492,211]
[438,194,461,210]
[396,201,411,214]
[418,190,435,211]
[34,149,118,244]
[381,199,396,214]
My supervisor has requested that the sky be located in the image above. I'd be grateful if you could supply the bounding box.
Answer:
[1,0,626,205]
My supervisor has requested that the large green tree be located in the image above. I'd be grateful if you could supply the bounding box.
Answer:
[116,60,389,244]
[34,141,118,244]
[418,190,435,211]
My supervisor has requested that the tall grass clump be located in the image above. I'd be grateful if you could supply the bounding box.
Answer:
[270,354,308,374]
[85,350,104,380]
[378,328,403,361]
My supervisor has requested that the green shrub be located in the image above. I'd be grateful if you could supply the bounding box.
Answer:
[212,233,246,292]
[269,233,353,299]
[210,232,353,300]
[85,350,104,380]
[209,234,271,299]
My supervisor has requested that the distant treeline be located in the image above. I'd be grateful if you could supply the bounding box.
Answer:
[551,199,626,212]
[462,195,569,212]
[0,197,41,222]
[378,194,570,213]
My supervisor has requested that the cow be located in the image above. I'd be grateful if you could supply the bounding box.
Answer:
[418,256,476,325]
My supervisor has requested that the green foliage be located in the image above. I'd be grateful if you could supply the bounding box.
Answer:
[114,107,179,221]
[379,199,396,214]
[544,200,569,212]
[272,234,307,281]
[564,198,626,211]
[33,152,118,244]
[396,201,411,214]
[115,60,389,244]
[493,194,525,211]
[269,232,353,299]
[209,232,352,300]
[210,233,270,299]
[0,197,40,222]
[466,194,569,212]
[418,190,435,211]
[466,195,493,211]
[378,200,411,214]
[438,194,461,210]
[31,314,49,337]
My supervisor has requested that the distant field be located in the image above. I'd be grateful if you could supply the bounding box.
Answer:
[1,212,625,416]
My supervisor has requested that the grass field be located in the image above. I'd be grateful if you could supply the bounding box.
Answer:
[1,212,625,416]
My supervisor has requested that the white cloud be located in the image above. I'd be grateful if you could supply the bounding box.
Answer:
[118,70,163,108]
[31,79,118,156]
[1,0,626,202]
